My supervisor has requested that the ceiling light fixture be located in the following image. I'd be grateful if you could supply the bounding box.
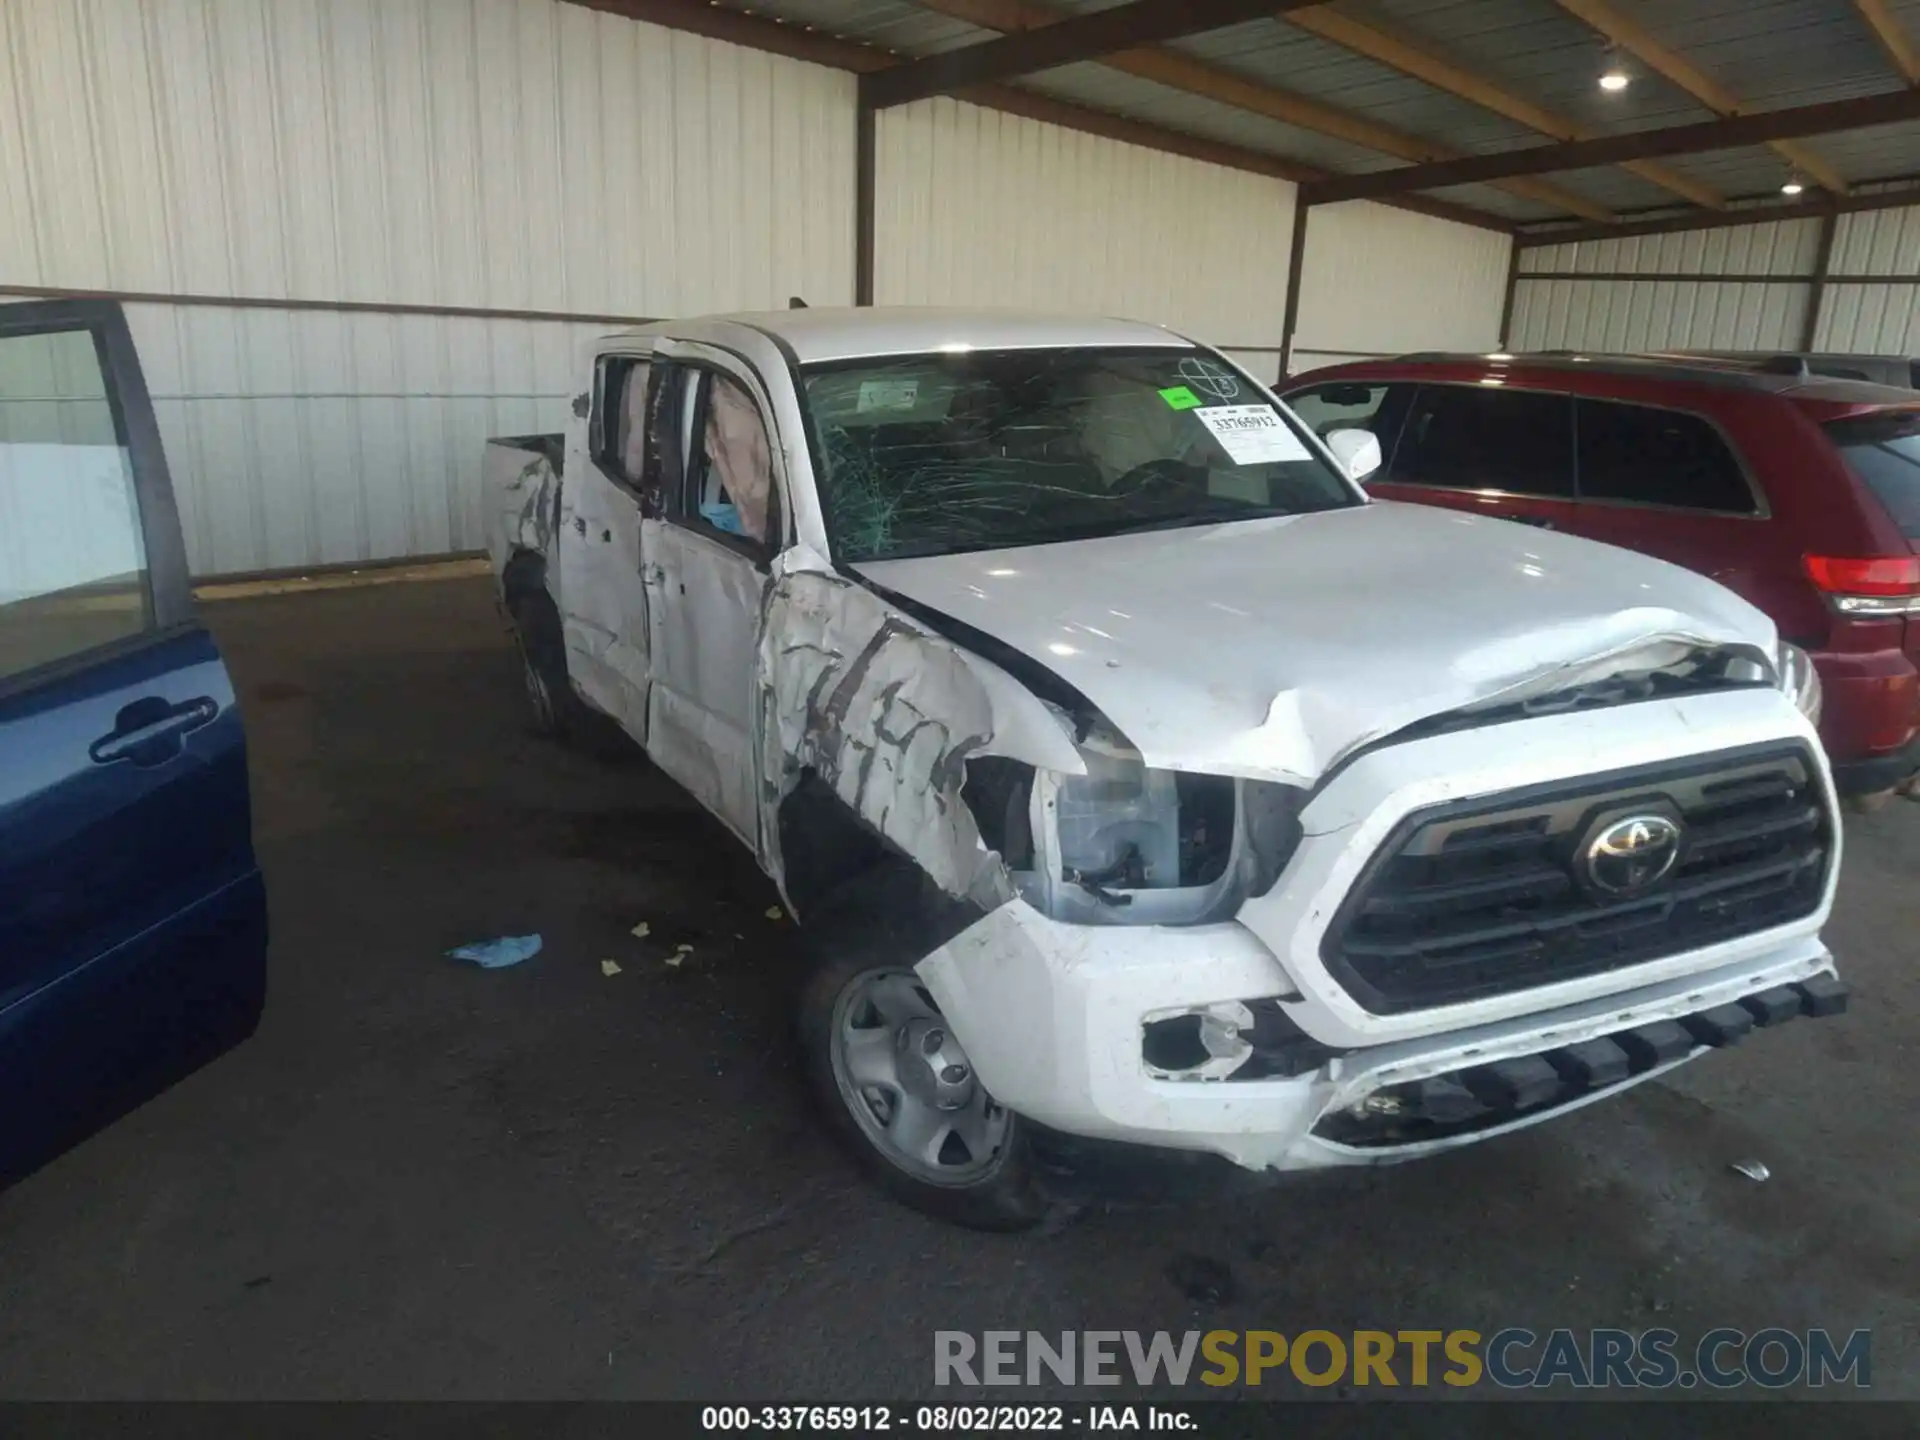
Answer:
[1781,174,1806,195]
[1598,48,1630,92]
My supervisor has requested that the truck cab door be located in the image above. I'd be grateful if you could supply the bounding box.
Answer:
[557,351,652,736]
[636,350,787,846]
[0,300,267,1185]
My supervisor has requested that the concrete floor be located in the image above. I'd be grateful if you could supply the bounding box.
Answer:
[0,574,1913,1400]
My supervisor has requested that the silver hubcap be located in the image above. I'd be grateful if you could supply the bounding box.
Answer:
[830,970,1011,1186]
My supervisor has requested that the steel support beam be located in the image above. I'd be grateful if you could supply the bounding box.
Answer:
[1306,89,1920,205]
[864,0,1320,110]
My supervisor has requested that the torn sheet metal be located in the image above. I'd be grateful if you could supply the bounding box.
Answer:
[756,548,1083,906]
[483,441,561,580]
[853,501,1779,788]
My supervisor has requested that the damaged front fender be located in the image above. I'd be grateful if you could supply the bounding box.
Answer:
[756,549,1085,910]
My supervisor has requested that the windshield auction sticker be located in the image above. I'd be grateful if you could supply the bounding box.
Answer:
[1192,405,1311,465]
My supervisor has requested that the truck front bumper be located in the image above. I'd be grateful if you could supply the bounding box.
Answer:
[918,901,1839,1173]
[916,687,1844,1175]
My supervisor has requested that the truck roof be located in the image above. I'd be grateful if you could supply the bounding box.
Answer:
[603,307,1197,364]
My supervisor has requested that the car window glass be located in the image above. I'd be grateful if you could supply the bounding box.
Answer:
[617,362,651,482]
[0,326,151,681]
[1389,384,1574,498]
[799,349,1355,563]
[589,355,649,487]
[1823,411,1920,538]
[1286,382,1389,436]
[702,375,773,542]
[676,371,778,550]
[1575,400,1756,514]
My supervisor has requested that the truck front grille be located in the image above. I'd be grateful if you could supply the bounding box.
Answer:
[1321,745,1831,1015]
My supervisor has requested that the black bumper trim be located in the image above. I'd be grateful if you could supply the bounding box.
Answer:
[1315,976,1849,1149]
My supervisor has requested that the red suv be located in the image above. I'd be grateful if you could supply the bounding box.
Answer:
[1283,353,1920,799]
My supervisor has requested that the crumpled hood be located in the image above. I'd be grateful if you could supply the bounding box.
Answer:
[852,501,1778,786]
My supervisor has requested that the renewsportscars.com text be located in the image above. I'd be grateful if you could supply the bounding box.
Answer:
[934,1328,1871,1390]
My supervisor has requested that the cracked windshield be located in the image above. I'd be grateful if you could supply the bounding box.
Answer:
[800,348,1357,562]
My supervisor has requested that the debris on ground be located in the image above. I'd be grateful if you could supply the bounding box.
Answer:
[601,959,623,977]
[765,906,785,921]
[630,921,651,939]
[1165,1252,1238,1306]
[665,944,695,969]
[446,934,542,969]
[1730,1158,1771,1182]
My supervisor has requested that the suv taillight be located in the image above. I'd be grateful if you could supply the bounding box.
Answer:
[1804,555,1920,617]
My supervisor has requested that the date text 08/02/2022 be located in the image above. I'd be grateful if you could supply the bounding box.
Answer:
[701,1407,1189,1432]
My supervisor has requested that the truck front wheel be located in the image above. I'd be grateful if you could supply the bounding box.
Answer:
[798,939,1044,1232]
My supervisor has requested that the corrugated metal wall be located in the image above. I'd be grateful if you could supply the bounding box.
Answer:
[1510,217,1823,354]
[1510,279,1808,353]
[1518,221,1825,277]
[0,0,855,575]
[1289,201,1511,375]
[873,101,1510,387]
[873,98,1298,383]
[126,305,611,573]
[3,3,1521,572]
[1817,205,1920,352]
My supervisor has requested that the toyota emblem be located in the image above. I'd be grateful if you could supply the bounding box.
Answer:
[1582,813,1683,896]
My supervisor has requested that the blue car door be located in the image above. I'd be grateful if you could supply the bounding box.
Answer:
[0,299,267,1184]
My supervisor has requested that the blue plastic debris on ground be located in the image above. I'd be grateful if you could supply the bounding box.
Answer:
[446,934,543,969]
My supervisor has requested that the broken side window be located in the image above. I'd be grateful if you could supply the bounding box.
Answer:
[589,353,650,490]
[659,366,782,560]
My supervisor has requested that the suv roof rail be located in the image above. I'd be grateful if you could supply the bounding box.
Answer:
[1362,349,1804,394]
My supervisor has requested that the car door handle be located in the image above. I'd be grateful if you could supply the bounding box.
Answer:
[89,696,220,768]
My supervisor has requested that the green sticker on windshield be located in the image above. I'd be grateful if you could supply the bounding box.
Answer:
[1159,385,1202,410]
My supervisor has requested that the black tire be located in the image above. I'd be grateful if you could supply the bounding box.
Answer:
[510,592,587,741]
[796,916,1045,1232]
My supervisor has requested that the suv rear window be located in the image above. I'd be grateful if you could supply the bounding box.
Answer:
[1389,384,1574,498]
[1824,411,1920,538]
[1576,400,1757,514]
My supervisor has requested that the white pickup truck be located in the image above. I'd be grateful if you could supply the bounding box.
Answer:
[485,308,1845,1230]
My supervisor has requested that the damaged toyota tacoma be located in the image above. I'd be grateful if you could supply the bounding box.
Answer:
[485,309,1845,1230]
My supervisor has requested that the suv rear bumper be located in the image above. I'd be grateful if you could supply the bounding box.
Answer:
[1814,645,1919,793]
[1829,732,1920,795]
